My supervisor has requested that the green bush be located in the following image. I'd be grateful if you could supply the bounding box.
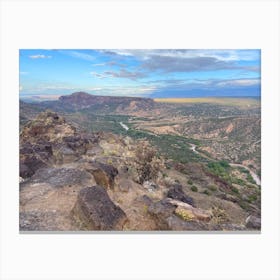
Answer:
[208,185,217,191]
[231,186,239,194]
[246,173,255,184]
[191,185,198,192]
[187,179,193,185]
[203,189,211,196]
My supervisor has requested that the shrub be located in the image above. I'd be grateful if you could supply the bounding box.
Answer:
[231,186,239,194]
[246,173,255,184]
[191,185,198,192]
[208,185,217,191]
[247,194,257,203]
[187,179,193,185]
[134,141,163,184]
[203,189,211,196]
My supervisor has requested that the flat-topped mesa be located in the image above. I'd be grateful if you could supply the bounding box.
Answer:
[59,91,95,103]
[56,91,156,112]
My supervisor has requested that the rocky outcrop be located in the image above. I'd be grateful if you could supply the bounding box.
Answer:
[86,162,118,189]
[245,215,261,229]
[20,111,76,143]
[20,141,53,178]
[166,198,212,222]
[19,111,101,177]
[148,197,212,230]
[72,186,127,230]
[148,199,177,230]
[166,215,209,231]
[166,184,195,206]
[29,167,93,188]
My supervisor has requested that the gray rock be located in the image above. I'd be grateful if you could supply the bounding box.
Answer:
[167,184,195,206]
[143,181,158,192]
[30,167,92,187]
[134,195,153,208]
[86,145,103,156]
[246,215,261,229]
[148,198,176,230]
[118,178,134,192]
[86,161,118,189]
[166,215,209,231]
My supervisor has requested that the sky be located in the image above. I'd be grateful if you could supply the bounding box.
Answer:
[19,49,261,99]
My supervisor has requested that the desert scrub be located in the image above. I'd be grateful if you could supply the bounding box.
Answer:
[231,186,239,194]
[208,184,217,191]
[247,194,257,203]
[211,206,230,224]
[190,185,198,192]
[143,205,148,213]
[175,207,194,221]
[134,141,164,184]
[203,189,211,196]
[187,179,193,185]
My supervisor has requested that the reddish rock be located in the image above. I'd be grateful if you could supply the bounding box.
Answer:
[72,186,127,230]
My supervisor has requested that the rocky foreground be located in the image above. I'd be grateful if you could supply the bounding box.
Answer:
[19,111,260,231]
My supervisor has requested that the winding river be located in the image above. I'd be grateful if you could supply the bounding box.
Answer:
[118,122,261,187]
[189,143,261,186]
[120,122,129,131]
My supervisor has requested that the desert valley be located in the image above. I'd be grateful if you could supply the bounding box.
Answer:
[19,92,261,231]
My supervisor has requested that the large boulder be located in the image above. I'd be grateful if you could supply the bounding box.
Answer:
[147,198,177,230]
[20,156,47,178]
[86,162,118,189]
[166,184,195,206]
[72,186,127,230]
[165,198,212,222]
[148,198,212,230]
[30,167,93,188]
[166,215,209,231]
[20,141,53,178]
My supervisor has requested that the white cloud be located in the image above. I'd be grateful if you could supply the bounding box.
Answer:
[29,55,52,59]
[60,50,96,61]
[92,63,107,67]
[20,71,28,75]
[19,85,23,91]
[102,49,260,62]
[217,79,260,87]
[90,71,109,79]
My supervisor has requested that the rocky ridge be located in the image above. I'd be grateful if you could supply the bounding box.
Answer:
[19,111,260,231]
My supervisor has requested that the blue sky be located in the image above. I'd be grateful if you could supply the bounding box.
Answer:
[19,49,260,99]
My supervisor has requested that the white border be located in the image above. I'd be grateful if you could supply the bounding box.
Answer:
[1,1,280,279]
